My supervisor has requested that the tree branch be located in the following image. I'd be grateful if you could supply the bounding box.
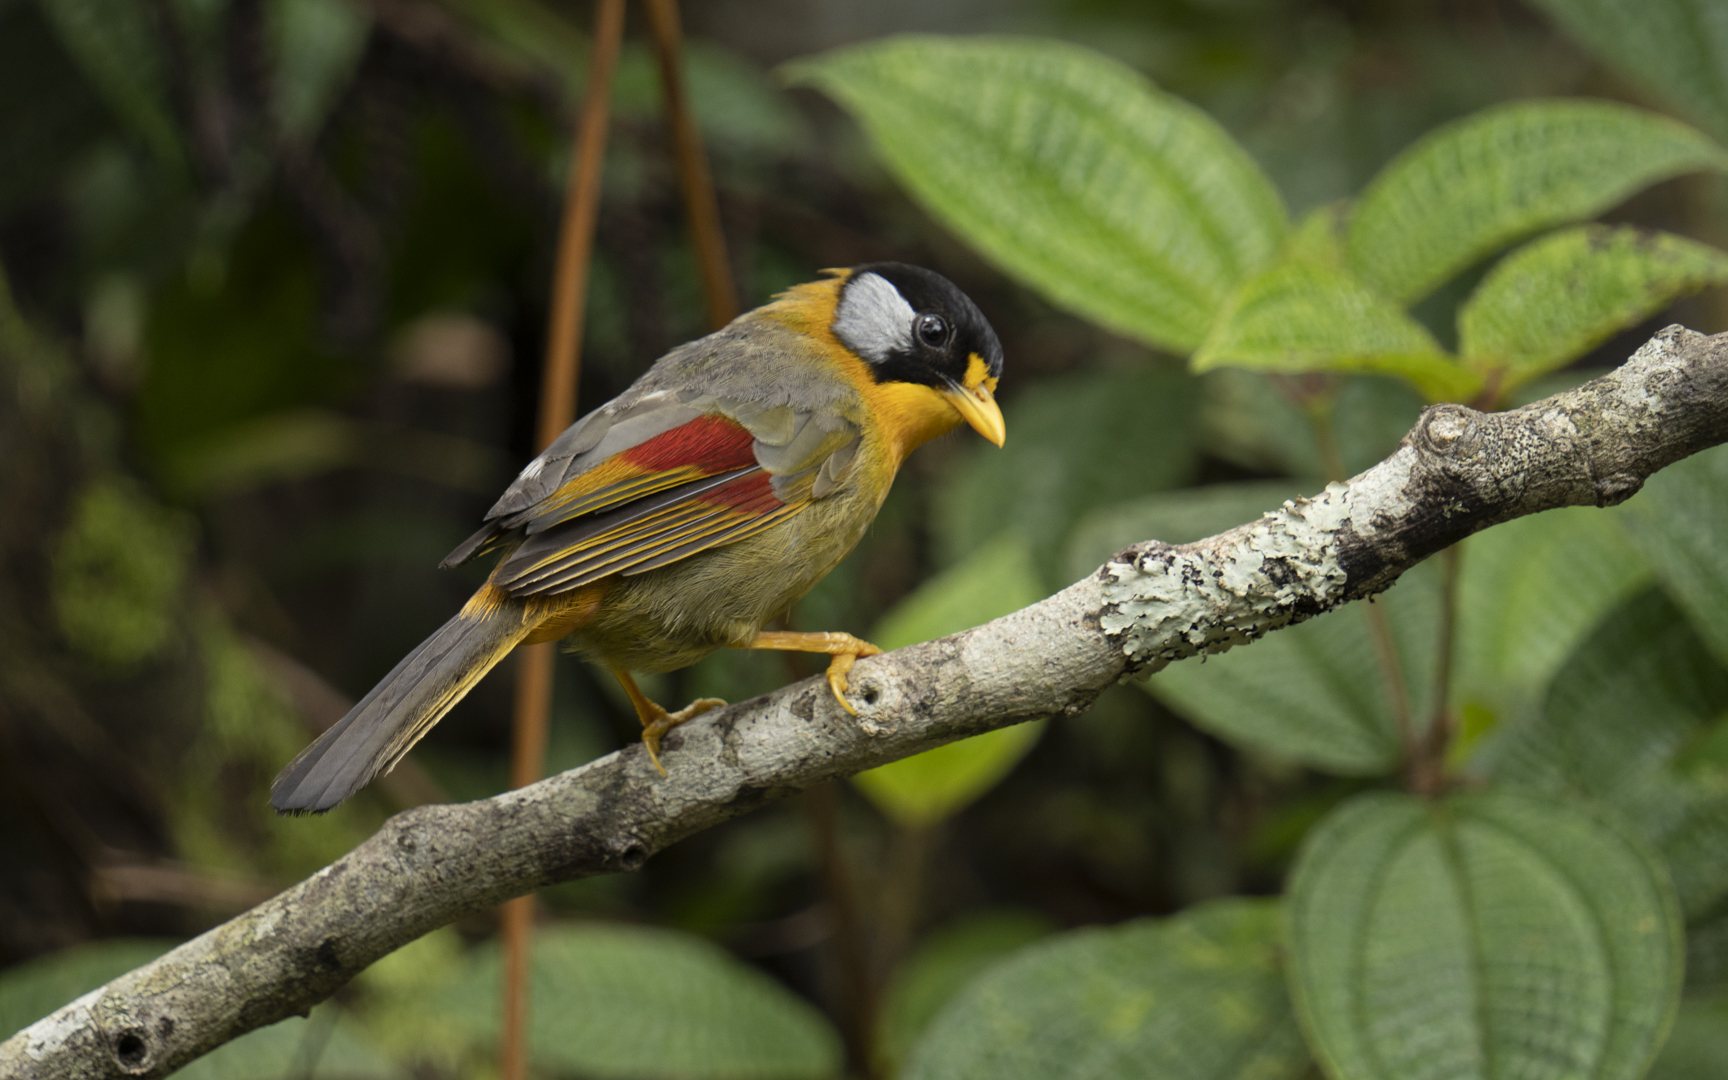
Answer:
[8,325,1728,1079]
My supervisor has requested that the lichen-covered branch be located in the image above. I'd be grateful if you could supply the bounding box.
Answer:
[8,325,1728,1080]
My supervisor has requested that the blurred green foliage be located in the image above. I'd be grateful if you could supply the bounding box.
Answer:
[50,476,192,671]
[9,0,1728,1078]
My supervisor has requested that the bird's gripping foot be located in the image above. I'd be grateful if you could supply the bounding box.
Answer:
[611,667,724,776]
[742,630,884,715]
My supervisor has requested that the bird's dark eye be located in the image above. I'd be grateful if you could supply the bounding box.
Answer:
[915,313,949,348]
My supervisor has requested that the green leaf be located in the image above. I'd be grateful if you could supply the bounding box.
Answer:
[1526,0,1728,143]
[1460,225,1728,392]
[1348,100,1728,305]
[1450,505,1651,748]
[34,0,182,166]
[1648,994,1728,1080]
[50,475,192,671]
[1287,790,1683,1080]
[934,365,1199,580]
[267,0,370,143]
[1489,588,1728,918]
[352,928,482,1074]
[853,536,1048,828]
[877,911,1054,1074]
[1148,559,1441,775]
[1193,258,1481,402]
[1284,202,1351,268]
[457,923,842,1079]
[787,35,1287,353]
[442,0,591,100]
[1196,370,1428,482]
[869,534,1045,654]
[1063,480,1308,583]
[904,899,1310,1080]
[613,41,811,158]
[0,939,176,1040]
[1622,444,1728,667]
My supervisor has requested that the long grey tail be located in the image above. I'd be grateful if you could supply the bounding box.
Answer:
[271,605,533,814]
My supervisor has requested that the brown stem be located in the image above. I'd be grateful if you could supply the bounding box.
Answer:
[872,822,933,995]
[501,2,626,1077]
[1408,524,1465,797]
[1306,398,1348,484]
[806,783,880,1080]
[642,0,738,329]
[535,0,625,449]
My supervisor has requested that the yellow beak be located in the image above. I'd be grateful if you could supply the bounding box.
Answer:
[942,378,1006,448]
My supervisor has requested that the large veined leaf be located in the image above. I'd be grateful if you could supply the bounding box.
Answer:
[1488,588,1728,918]
[853,536,1048,828]
[1621,444,1728,667]
[904,899,1310,1080]
[1527,0,1728,143]
[786,35,1287,353]
[1460,225,1728,393]
[1148,558,1441,775]
[934,365,1199,578]
[1648,995,1728,1080]
[1196,369,1428,482]
[458,923,843,1079]
[1449,504,1651,751]
[1287,791,1682,1080]
[1063,481,1308,583]
[1193,258,1481,402]
[1347,100,1728,305]
[34,0,182,166]
[877,911,1054,1074]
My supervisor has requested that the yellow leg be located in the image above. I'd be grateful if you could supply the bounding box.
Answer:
[611,668,724,776]
[741,630,883,715]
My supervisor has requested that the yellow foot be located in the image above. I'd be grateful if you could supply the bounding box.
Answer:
[640,697,726,776]
[740,630,882,715]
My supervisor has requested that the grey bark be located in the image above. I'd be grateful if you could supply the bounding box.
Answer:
[6,325,1728,1079]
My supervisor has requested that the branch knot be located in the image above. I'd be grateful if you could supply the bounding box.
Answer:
[1419,404,1480,456]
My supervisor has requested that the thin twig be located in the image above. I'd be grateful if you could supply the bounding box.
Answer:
[1409,542,1464,796]
[806,783,879,1080]
[642,0,738,328]
[500,2,627,1077]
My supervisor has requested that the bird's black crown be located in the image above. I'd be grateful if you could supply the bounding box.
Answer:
[832,262,1004,389]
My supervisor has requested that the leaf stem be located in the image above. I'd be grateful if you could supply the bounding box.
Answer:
[806,783,882,1080]
[1408,539,1463,797]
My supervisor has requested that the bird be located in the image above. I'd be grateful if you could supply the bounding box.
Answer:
[271,262,1006,813]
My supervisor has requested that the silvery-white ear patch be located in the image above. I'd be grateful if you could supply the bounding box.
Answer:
[832,272,915,364]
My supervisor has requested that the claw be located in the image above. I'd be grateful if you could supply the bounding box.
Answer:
[823,646,881,716]
[640,697,726,775]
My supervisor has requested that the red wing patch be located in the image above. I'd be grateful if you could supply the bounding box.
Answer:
[697,471,778,514]
[622,414,758,473]
[492,415,810,596]
[524,415,762,534]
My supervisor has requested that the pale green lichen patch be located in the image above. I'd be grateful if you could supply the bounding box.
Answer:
[1100,481,1368,667]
